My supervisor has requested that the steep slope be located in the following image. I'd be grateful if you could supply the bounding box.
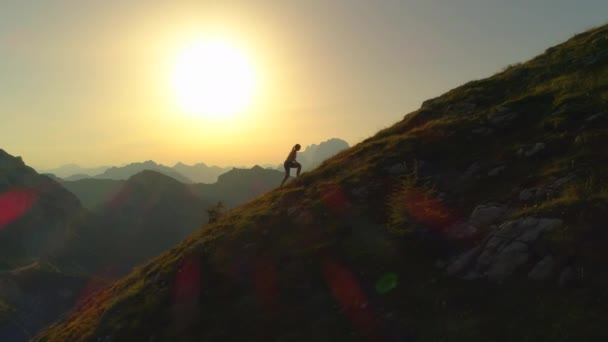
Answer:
[37,24,608,341]
[190,165,284,207]
[80,171,211,275]
[94,161,192,183]
[0,150,94,341]
[0,150,87,264]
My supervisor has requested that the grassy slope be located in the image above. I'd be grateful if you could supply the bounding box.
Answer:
[37,24,608,341]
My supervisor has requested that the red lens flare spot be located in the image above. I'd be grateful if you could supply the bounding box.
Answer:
[254,256,280,315]
[0,189,37,230]
[398,188,457,230]
[171,256,202,331]
[173,256,202,304]
[320,185,351,215]
[322,258,380,341]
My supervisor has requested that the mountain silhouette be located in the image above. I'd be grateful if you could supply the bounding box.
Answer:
[0,150,91,341]
[190,165,284,207]
[173,162,231,183]
[0,150,86,263]
[298,138,350,171]
[36,25,608,341]
[93,161,192,183]
[38,164,109,179]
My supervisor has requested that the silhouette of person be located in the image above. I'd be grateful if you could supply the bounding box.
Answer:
[280,144,301,187]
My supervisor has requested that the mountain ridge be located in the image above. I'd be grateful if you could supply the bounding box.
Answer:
[36,24,608,341]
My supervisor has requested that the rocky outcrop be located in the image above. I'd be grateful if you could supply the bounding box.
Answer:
[488,107,518,126]
[517,142,546,157]
[447,217,563,281]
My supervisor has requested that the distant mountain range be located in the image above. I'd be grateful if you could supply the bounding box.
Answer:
[190,165,285,208]
[173,162,232,183]
[39,138,349,184]
[93,160,193,183]
[39,164,109,179]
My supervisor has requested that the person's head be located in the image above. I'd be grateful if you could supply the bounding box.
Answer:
[293,144,301,151]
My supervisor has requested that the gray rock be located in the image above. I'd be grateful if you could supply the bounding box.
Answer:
[488,108,518,126]
[386,163,407,175]
[462,162,481,179]
[485,241,529,281]
[446,217,562,281]
[519,188,539,201]
[446,246,481,276]
[528,255,556,281]
[446,222,478,239]
[518,218,562,243]
[472,126,493,136]
[585,112,605,122]
[470,205,507,227]
[559,267,576,288]
[524,143,546,157]
[488,166,506,176]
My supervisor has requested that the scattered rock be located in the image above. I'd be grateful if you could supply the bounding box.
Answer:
[528,255,556,281]
[472,126,494,136]
[488,107,518,126]
[559,267,576,288]
[487,166,505,176]
[446,246,481,276]
[582,49,608,67]
[386,163,407,175]
[586,112,606,122]
[484,241,529,281]
[469,204,507,227]
[519,142,546,157]
[462,162,481,180]
[519,188,538,201]
[446,222,478,239]
[446,217,562,281]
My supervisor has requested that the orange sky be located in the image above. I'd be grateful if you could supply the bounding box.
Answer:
[1,1,607,168]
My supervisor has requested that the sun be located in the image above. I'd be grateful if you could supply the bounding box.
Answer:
[171,37,257,118]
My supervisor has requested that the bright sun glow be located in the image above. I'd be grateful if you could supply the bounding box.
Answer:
[172,38,256,118]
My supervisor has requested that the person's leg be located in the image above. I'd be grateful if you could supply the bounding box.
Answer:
[280,165,291,186]
[296,162,301,177]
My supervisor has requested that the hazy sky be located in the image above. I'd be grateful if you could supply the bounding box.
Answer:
[1,0,607,169]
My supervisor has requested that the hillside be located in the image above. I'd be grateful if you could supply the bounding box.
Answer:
[37,24,608,341]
